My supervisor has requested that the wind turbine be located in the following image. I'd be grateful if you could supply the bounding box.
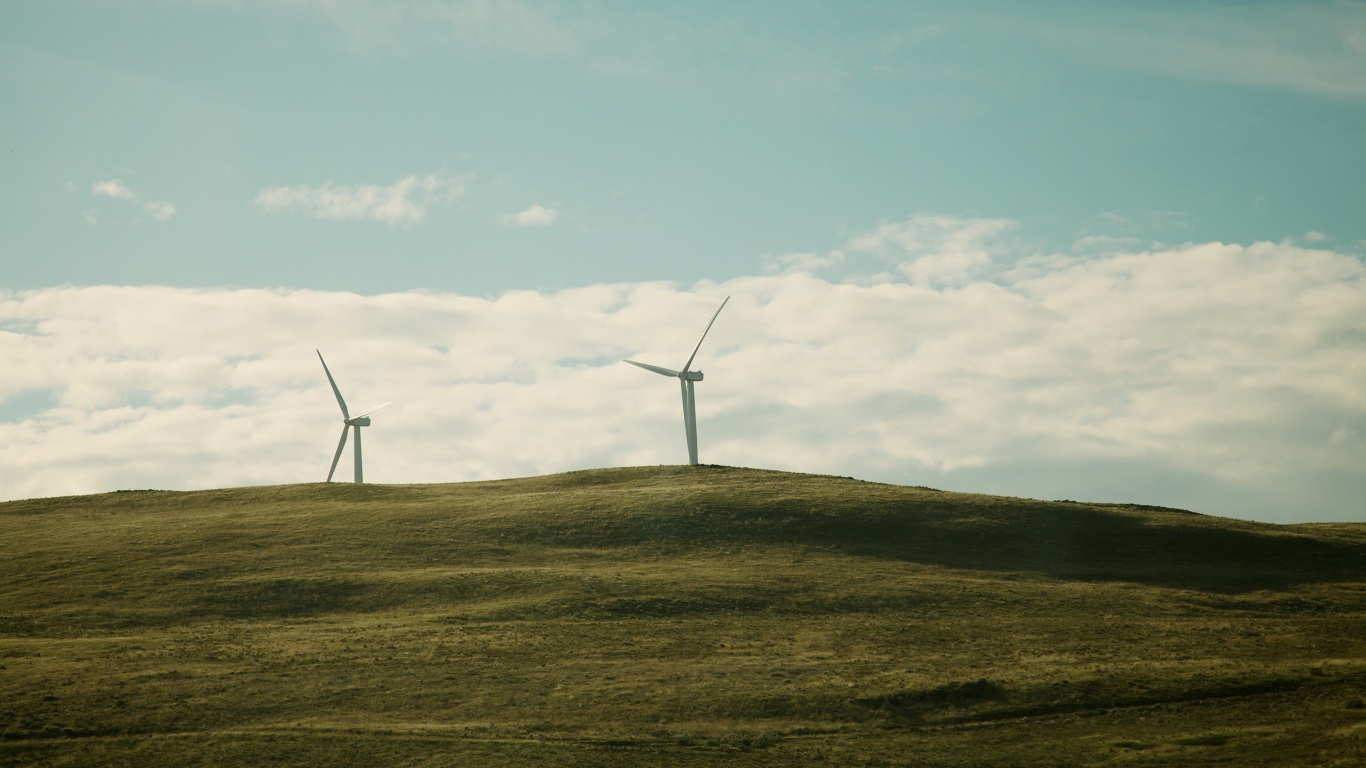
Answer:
[317,350,391,483]
[623,296,729,466]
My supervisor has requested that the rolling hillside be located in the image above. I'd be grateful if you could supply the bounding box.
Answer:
[2,466,1364,766]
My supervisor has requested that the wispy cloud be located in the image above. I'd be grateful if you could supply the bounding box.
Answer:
[3,220,1364,523]
[765,214,1016,285]
[88,178,176,222]
[231,0,579,57]
[847,214,1015,286]
[252,174,465,225]
[142,201,177,221]
[503,203,558,227]
[763,250,845,275]
[1056,2,1366,100]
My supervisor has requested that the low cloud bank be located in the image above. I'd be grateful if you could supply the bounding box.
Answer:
[2,219,1363,522]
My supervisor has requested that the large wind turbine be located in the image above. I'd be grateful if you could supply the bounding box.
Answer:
[623,296,729,465]
[317,350,391,483]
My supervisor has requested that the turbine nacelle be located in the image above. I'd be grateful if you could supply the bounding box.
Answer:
[682,370,703,382]
[345,416,372,427]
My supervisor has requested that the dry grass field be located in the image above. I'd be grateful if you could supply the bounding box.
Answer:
[2,465,1364,766]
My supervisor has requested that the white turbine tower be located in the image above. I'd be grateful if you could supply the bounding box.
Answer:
[317,350,391,483]
[623,296,729,466]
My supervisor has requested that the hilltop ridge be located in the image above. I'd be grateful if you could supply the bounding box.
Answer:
[10,465,1357,593]
[3,466,1364,766]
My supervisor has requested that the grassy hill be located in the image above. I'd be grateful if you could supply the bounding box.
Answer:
[2,465,1364,767]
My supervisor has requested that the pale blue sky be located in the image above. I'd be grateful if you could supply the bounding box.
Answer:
[4,1,1363,294]
[2,1,1365,522]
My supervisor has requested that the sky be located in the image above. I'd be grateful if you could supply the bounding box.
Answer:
[1,0,1364,523]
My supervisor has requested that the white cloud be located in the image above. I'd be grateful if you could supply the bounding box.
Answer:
[88,178,176,221]
[762,250,845,275]
[92,179,136,200]
[846,214,1015,286]
[1072,235,1143,254]
[765,215,1016,285]
[253,174,464,225]
[2,220,1364,523]
[143,201,177,221]
[503,203,558,227]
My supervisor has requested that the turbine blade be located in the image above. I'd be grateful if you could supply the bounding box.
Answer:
[317,350,350,419]
[681,296,729,373]
[623,359,680,378]
[327,425,348,482]
[354,401,392,418]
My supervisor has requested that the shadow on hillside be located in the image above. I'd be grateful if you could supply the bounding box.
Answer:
[792,499,1366,593]
[494,475,1366,594]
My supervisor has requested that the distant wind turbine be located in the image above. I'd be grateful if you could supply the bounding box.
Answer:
[623,296,730,465]
[317,350,391,483]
